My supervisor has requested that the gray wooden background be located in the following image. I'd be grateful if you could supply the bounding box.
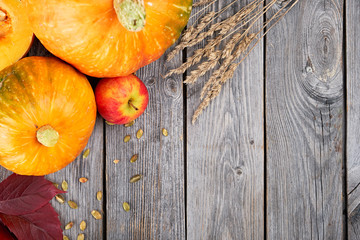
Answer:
[1,0,360,239]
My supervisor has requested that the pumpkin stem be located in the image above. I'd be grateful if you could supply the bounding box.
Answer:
[36,125,59,147]
[0,10,6,21]
[0,8,11,38]
[113,0,146,32]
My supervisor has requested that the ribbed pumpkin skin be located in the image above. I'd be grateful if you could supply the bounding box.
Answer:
[25,0,193,78]
[0,57,96,176]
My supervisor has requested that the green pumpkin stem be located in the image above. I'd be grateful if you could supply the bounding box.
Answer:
[36,125,59,147]
[113,0,146,32]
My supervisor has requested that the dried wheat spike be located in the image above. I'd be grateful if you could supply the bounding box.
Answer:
[165,35,222,78]
[167,11,216,62]
[200,34,255,98]
[184,50,222,84]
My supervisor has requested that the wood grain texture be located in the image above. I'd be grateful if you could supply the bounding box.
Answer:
[346,0,360,238]
[49,115,104,240]
[265,0,344,239]
[186,1,265,239]
[0,38,105,240]
[105,52,185,238]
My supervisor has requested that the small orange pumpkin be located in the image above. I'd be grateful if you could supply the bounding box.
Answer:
[0,57,96,176]
[25,0,192,77]
[0,0,33,71]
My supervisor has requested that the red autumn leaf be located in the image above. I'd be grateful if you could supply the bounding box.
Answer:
[0,174,65,215]
[0,203,62,240]
[0,221,16,240]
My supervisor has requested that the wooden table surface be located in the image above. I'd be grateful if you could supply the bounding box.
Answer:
[1,0,359,239]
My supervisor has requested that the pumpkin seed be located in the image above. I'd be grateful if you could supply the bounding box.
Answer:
[96,191,102,201]
[55,194,65,204]
[123,202,130,212]
[63,236,70,240]
[130,154,138,163]
[105,121,115,125]
[162,128,168,137]
[83,149,90,159]
[124,120,135,127]
[136,129,143,139]
[79,177,88,183]
[53,182,59,189]
[68,200,78,209]
[80,220,86,231]
[77,233,85,240]
[91,210,102,220]
[130,174,142,183]
[62,180,68,191]
[124,135,131,143]
[113,159,120,164]
[65,222,73,230]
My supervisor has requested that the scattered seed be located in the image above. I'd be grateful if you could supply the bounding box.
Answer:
[52,182,59,189]
[136,129,143,139]
[65,222,73,230]
[162,128,168,136]
[130,154,138,163]
[83,149,90,159]
[113,159,120,164]
[123,202,130,212]
[124,135,131,143]
[130,174,142,183]
[55,194,65,204]
[68,200,78,209]
[105,121,115,125]
[124,120,135,127]
[77,233,85,240]
[96,191,102,201]
[63,236,70,240]
[80,220,87,231]
[79,177,88,183]
[91,210,102,220]
[61,180,68,191]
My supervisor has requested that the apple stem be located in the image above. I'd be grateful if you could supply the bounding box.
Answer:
[128,100,139,111]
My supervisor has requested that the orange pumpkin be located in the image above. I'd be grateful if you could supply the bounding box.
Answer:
[25,0,192,78]
[0,0,33,71]
[0,57,96,176]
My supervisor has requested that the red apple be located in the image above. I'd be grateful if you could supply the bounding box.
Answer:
[95,74,149,125]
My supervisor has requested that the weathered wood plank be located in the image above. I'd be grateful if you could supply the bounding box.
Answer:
[266,0,344,239]
[186,1,265,239]
[0,38,105,240]
[49,115,104,240]
[105,52,185,238]
[346,0,360,238]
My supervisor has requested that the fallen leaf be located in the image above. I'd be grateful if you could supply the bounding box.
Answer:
[0,221,15,240]
[0,203,63,240]
[0,174,65,215]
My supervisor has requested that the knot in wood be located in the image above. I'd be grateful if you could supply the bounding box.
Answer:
[164,77,181,99]
[144,76,156,87]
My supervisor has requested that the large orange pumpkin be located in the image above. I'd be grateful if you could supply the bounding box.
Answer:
[0,57,97,176]
[25,0,193,78]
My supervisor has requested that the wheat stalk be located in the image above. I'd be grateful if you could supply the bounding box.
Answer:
[166,0,299,123]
